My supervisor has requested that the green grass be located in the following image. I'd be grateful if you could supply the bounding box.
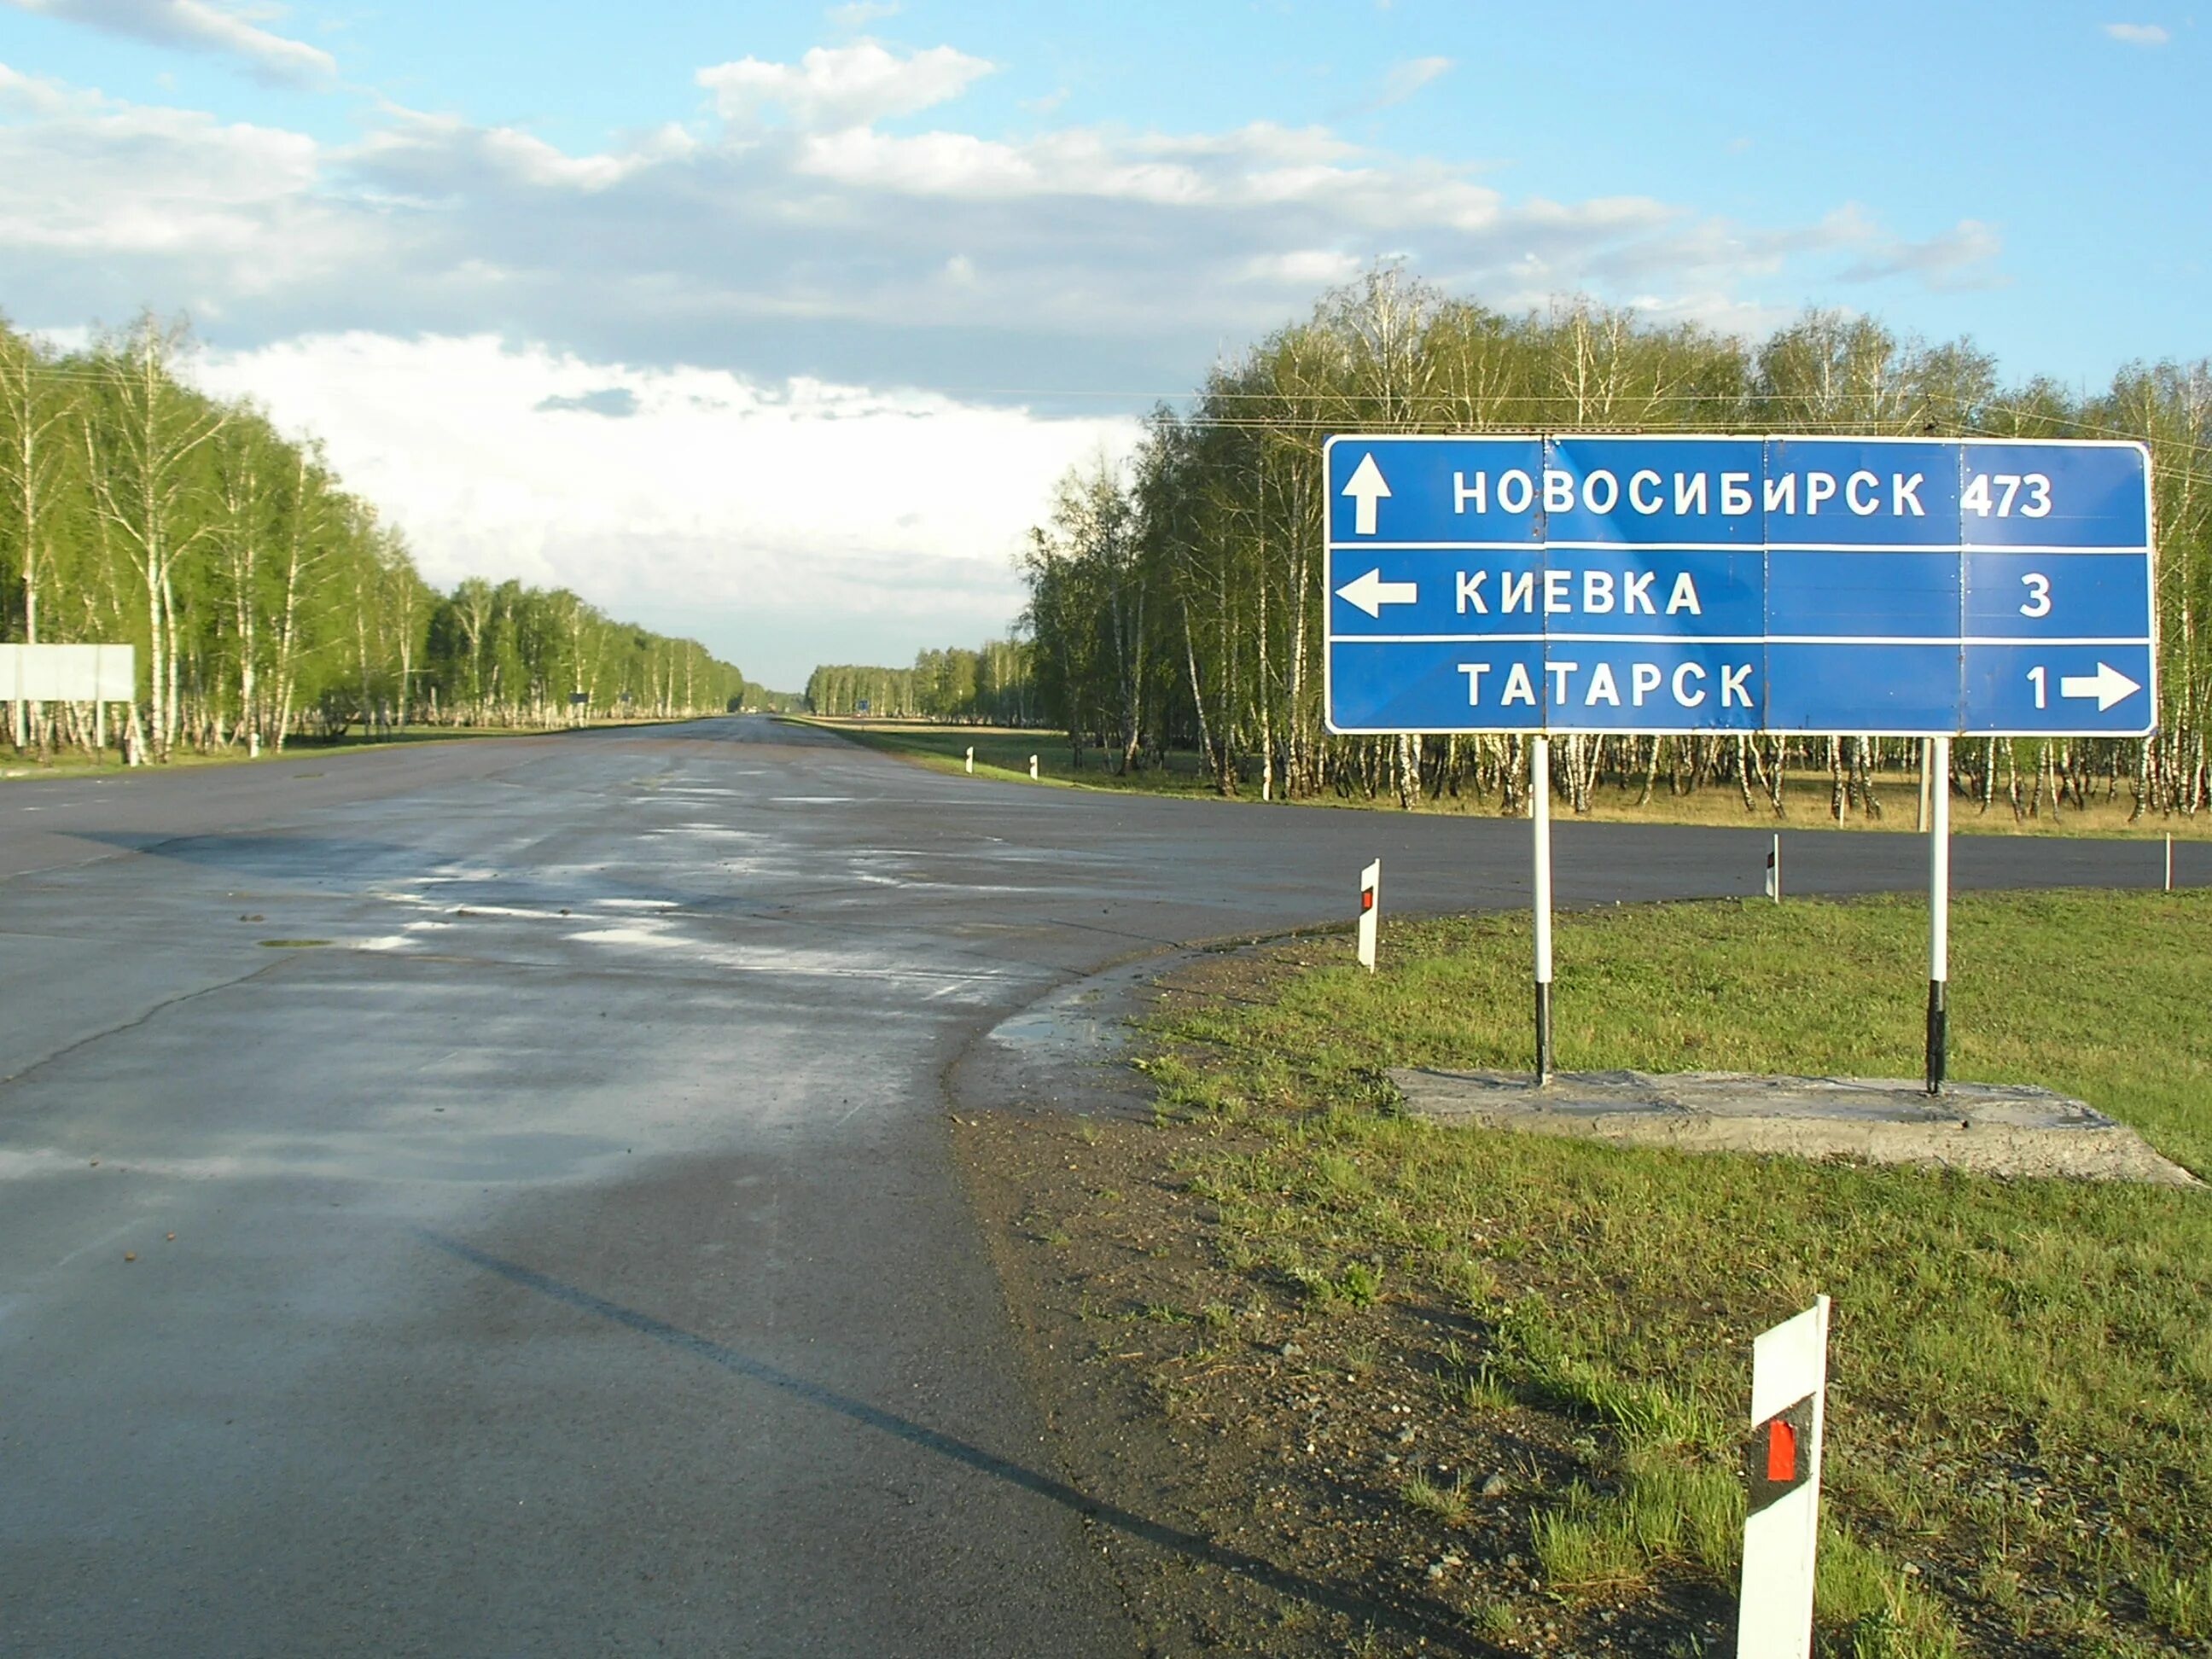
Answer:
[795,717,2212,840]
[1145,888,2212,1655]
[1402,1470,1472,1525]
[789,717,1228,797]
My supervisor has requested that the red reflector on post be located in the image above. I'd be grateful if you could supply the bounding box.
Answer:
[1360,891,1375,911]
[1766,1418,1796,1483]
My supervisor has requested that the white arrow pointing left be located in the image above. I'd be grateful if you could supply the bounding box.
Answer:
[1336,568,1418,618]
[2058,661,2142,711]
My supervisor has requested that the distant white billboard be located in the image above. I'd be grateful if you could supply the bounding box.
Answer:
[0,644,137,701]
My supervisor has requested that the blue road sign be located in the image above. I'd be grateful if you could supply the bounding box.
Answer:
[1324,434,2156,737]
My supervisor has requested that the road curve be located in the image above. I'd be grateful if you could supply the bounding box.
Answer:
[0,717,2185,1656]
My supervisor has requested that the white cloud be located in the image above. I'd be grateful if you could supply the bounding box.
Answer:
[2103,21,2170,44]
[1838,218,2005,288]
[1371,55,1452,110]
[826,0,899,28]
[1237,249,1365,288]
[0,43,2023,672]
[1,0,335,84]
[191,333,1138,686]
[0,84,331,275]
[0,51,2001,399]
[353,106,685,193]
[0,59,84,114]
[698,38,992,130]
[1622,289,1806,341]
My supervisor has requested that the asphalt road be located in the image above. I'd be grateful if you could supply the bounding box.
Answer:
[0,717,2188,1656]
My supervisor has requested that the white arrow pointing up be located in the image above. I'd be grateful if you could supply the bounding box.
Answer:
[1342,451,1391,535]
[2058,661,2142,711]
[1336,568,1419,618]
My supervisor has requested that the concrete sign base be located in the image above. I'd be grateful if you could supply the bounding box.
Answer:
[1391,1068,2197,1185]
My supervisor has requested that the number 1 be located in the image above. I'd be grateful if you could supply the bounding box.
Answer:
[2028,666,2047,709]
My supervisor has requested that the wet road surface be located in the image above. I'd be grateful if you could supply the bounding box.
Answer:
[0,717,2184,1656]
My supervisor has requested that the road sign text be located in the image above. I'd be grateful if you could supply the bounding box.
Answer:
[1324,434,2155,738]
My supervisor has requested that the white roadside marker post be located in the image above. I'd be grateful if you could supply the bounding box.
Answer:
[1356,859,1380,973]
[1531,734,1554,1085]
[965,746,974,775]
[1736,1295,1831,1659]
[2166,833,2174,893]
[1765,833,1781,903]
[1926,736,1951,1096]
[1028,754,1039,781]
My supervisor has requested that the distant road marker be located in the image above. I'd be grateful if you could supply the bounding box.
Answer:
[1356,859,1380,972]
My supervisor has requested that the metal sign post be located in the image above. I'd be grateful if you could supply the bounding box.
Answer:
[1927,736,1951,1095]
[1532,736,1554,1083]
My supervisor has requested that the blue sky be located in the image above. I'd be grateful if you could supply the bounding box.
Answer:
[0,1,2202,685]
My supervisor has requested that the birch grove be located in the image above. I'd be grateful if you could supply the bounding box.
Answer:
[0,311,751,759]
[1011,269,2212,818]
[805,641,1035,723]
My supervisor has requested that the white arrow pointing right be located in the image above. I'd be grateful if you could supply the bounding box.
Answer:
[2058,661,2142,711]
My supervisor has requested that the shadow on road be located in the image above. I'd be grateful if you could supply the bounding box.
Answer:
[416,1228,1508,1656]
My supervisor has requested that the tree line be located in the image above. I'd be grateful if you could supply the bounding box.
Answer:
[0,311,748,761]
[1013,268,2211,819]
[805,640,1037,724]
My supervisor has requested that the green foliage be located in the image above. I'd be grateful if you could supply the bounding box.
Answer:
[1150,888,2212,1652]
[805,638,1034,722]
[1400,1470,1470,1524]
[1009,266,2212,815]
[0,309,744,759]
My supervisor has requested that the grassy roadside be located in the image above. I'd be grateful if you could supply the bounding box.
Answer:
[791,716,1222,799]
[965,889,2210,1656]
[0,716,719,783]
[796,716,2212,841]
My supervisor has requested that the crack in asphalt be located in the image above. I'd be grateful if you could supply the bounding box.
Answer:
[0,952,300,1094]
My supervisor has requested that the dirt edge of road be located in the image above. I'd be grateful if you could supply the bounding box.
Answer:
[943,941,1710,1658]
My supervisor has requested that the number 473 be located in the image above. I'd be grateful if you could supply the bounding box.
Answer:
[1964,474,2052,517]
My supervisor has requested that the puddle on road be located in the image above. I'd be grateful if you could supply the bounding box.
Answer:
[991,984,1127,1059]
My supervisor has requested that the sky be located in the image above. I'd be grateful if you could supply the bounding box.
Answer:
[0,2,2203,690]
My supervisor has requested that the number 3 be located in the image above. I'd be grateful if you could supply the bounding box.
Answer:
[2020,573,2052,618]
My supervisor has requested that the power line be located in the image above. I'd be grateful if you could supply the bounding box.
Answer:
[12,353,2212,464]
